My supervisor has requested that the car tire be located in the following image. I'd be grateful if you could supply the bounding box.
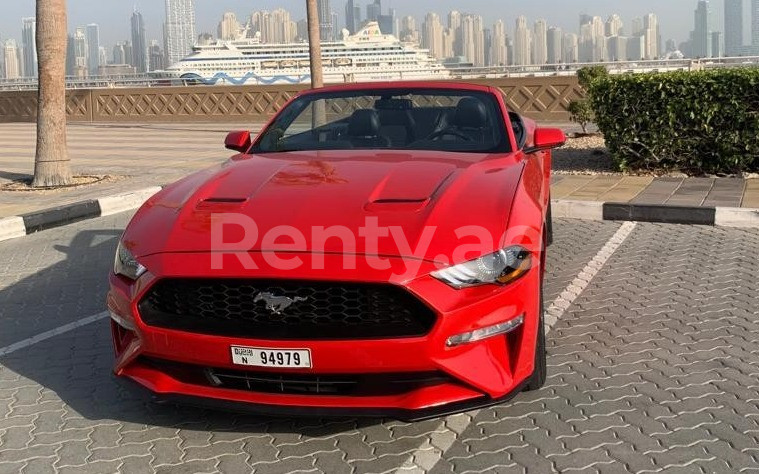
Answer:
[525,252,547,391]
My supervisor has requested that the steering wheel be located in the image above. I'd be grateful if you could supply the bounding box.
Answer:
[427,128,474,142]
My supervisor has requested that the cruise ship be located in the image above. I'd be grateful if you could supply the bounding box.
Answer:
[166,22,450,85]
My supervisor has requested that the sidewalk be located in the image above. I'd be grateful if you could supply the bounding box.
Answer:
[551,175,757,208]
[1,123,757,219]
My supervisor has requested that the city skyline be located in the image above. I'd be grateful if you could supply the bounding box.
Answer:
[0,1,730,49]
[1,0,758,79]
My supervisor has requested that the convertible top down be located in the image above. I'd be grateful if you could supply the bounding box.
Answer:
[108,81,565,420]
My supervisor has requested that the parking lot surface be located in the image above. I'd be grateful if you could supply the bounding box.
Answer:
[1,216,758,473]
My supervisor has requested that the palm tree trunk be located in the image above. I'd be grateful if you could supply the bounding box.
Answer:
[305,0,326,127]
[32,0,72,187]
[305,0,324,89]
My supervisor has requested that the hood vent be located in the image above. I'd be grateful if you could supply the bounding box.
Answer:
[195,197,248,210]
[203,197,247,203]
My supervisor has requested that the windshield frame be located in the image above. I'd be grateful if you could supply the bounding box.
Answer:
[249,87,511,155]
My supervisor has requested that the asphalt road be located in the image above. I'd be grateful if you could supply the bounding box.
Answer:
[1,215,758,473]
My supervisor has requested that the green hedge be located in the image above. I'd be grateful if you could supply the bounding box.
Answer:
[589,69,759,174]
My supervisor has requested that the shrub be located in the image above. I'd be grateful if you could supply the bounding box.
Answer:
[589,69,759,174]
[567,100,593,134]
[577,65,609,90]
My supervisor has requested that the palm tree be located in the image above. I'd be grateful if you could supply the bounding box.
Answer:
[32,0,72,187]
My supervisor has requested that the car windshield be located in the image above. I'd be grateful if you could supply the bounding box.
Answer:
[251,89,510,154]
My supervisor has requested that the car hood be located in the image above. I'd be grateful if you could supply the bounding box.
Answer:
[124,150,525,264]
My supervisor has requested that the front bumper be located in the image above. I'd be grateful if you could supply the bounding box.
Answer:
[108,252,542,419]
[117,372,530,422]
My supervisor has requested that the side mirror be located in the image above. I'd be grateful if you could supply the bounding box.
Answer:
[224,131,251,153]
[524,128,566,154]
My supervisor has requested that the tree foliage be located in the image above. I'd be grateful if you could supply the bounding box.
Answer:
[567,66,609,134]
[567,100,593,134]
[577,65,609,90]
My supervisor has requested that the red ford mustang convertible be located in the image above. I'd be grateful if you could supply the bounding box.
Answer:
[108,82,565,420]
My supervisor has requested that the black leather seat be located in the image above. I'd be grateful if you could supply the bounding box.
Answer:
[378,109,416,147]
[451,98,489,143]
[347,109,391,148]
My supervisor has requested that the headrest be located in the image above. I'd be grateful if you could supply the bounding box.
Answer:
[453,98,488,129]
[348,109,381,137]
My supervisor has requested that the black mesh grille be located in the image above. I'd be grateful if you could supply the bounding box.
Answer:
[138,279,436,339]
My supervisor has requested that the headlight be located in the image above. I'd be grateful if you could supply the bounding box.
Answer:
[432,246,532,289]
[114,242,147,280]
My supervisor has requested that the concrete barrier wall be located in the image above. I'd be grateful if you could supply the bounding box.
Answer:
[0,76,583,124]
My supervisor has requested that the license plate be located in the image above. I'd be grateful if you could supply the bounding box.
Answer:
[231,346,312,368]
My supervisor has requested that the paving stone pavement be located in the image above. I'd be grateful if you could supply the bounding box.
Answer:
[0,216,758,473]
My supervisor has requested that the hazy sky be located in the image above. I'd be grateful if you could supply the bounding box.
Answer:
[1,0,726,48]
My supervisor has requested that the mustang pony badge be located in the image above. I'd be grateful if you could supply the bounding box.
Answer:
[254,292,307,314]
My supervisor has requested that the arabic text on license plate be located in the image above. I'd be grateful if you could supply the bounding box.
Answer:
[231,346,312,368]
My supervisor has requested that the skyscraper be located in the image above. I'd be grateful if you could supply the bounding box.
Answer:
[218,12,240,40]
[131,9,148,73]
[448,11,462,56]
[563,32,579,63]
[149,41,165,71]
[725,0,744,56]
[631,17,644,37]
[753,0,759,51]
[3,39,21,79]
[607,35,628,61]
[422,12,445,59]
[400,16,419,43]
[693,1,711,58]
[366,0,381,22]
[579,16,605,62]
[513,16,531,66]
[547,27,563,64]
[113,43,127,65]
[257,9,297,44]
[345,0,361,34]
[73,27,87,77]
[65,35,76,76]
[533,19,548,65]
[490,20,508,66]
[21,17,37,78]
[579,14,593,29]
[592,16,606,61]
[378,8,395,37]
[461,14,485,67]
[86,24,100,76]
[317,0,333,41]
[711,31,723,57]
[606,14,623,37]
[165,0,196,67]
[643,13,660,59]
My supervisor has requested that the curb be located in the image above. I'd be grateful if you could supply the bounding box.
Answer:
[554,200,759,228]
[1,194,757,243]
[0,187,162,242]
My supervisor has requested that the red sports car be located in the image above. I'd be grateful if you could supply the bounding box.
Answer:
[108,82,565,420]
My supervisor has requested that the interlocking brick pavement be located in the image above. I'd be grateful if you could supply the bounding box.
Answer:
[1,216,758,473]
[429,223,759,473]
